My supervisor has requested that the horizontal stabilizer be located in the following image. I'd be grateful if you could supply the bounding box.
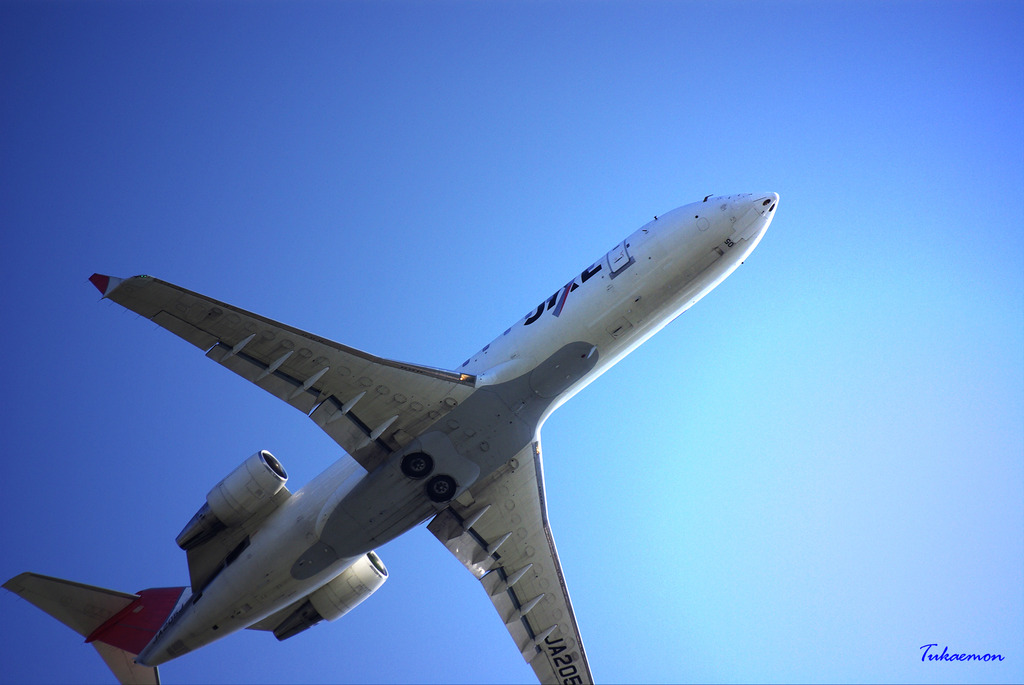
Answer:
[3,572,137,637]
[3,572,186,685]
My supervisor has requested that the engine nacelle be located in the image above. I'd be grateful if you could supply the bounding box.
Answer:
[176,450,288,550]
[272,551,388,641]
[207,449,288,525]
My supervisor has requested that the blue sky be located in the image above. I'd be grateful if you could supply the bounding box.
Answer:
[1,1,1021,683]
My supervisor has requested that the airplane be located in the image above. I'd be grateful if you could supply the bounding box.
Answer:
[4,192,778,684]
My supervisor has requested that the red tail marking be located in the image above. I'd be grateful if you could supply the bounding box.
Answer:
[89,273,110,295]
[85,587,186,655]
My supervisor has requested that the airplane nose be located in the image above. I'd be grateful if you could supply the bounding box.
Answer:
[758,192,779,214]
[740,192,778,238]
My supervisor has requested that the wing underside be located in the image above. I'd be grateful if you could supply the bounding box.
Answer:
[3,573,161,684]
[428,441,593,685]
[92,274,476,473]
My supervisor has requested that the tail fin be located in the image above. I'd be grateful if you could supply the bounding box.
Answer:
[3,572,187,685]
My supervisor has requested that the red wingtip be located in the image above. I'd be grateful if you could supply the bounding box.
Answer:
[89,273,111,295]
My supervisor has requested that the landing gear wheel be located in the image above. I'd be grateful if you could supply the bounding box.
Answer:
[401,452,434,479]
[425,474,457,503]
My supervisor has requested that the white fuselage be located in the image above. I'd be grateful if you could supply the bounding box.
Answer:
[137,192,778,666]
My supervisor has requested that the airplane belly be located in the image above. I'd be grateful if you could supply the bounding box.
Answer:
[140,536,361,666]
[294,341,607,584]
[139,473,366,666]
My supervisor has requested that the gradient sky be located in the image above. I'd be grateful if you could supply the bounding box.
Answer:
[1,1,1022,684]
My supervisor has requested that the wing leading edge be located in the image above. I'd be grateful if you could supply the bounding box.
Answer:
[90,274,476,473]
[428,441,593,685]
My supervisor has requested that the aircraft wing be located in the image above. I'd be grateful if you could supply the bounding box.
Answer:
[428,440,593,685]
[90,274,476,472]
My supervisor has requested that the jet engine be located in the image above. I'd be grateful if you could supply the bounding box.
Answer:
[271,551,388,641]
[176,450,288,550]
